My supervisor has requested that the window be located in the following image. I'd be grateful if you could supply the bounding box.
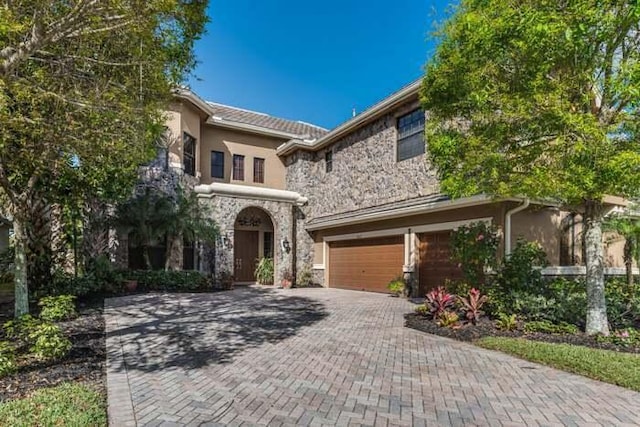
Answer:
[232,154,245,181]
[325,151,333,173]
[397,109,425,161]
[264,231,273,258]
[211,151,224,179]
[183,132,196,176]
[253,157,265,183]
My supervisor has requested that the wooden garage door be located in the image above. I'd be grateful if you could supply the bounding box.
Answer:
[418,231,463,295]
[329,236,404,293]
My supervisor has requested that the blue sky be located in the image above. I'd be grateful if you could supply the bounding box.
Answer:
[188,1,454,130]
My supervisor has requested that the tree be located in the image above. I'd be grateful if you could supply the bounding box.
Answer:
[0,1,208,316]
[422,0,640,334]
[161,190,218,271]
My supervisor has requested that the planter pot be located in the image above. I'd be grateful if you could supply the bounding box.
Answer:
[124,280,138,292]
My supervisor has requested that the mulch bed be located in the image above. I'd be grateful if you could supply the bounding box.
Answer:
[405,313,640,354]
[0,297,106,403]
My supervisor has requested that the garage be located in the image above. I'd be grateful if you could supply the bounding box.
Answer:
[328,236,404,293]
[418,230,463,295]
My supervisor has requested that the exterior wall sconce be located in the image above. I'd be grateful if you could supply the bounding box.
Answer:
[220,234,231,249]
[281,238,291,253]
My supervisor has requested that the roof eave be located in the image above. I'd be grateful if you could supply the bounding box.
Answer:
[277,79,423,156]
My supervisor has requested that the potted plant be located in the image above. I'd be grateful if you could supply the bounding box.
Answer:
[218,270,234,290]
[281,269,293,289]
[387,277,405,297]
[124,279,138,293]
[254,257,274,286]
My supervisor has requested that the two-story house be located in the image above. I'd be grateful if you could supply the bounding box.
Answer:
[149,80,629,293]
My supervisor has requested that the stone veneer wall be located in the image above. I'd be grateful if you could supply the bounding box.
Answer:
[199,195,295,285]
[285,99,440,283]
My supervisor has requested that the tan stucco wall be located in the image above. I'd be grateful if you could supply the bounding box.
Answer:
[199,126,287,189]
[165,101,204,175]
[511,207,564,265]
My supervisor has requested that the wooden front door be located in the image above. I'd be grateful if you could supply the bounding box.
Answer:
[418,231,463,295]
[329,236,404,293]
[234,230,259,282]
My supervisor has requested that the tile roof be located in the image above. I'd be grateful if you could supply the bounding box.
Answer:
[207,102,328,139]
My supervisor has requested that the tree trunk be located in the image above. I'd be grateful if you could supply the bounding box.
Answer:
[164,237,174,271]
[584,201,609,335]
[624,240,633,288]
[142,244,151,270]
[13,218,29,317]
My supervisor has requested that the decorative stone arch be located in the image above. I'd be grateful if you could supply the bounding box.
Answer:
[198,190,299,286]
[233,206,276,283]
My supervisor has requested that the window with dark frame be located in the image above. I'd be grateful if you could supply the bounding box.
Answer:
[211,151,224,179]
[232,154,245,181]
[264,231,273,258]
[253,157,265,183]
[183,132,196,176]
[325,151,333,173]
[396,109,425,161]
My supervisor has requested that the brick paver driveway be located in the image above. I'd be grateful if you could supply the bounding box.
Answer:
[106,287,640,426]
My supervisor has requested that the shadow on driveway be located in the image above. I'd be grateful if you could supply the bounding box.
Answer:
[106,287,327,373]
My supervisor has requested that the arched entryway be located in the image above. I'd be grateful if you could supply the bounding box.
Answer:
[234,207,275,283]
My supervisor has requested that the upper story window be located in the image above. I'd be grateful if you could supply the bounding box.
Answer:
[183,132,196,176]
[253,157,265,183]
[211,151,224,179]
[232,154,245,181]
[397,109,425,161]
[325,151,333,173]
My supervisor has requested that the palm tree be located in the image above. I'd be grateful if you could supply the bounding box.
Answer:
[162,190,218,271]
[604,213,640,287]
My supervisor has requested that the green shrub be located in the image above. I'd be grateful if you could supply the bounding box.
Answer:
[523,320,578,335]
[0,341,17,378]
[605,278,640,329]
[3,314,42,346]
[124,270,212,292]
[414,305,429,316]
[254,257,274,286]
[596,328,640,348]
[38,295,77,322]
[0,247,14,284]
[28,322,72,360]
[437,311,459,328]
[450,222,500,286]
[0,382,107,426]
[496,239,548,294]
[296,265,316,288]
[387,277,405,296]
[495,313,517,331]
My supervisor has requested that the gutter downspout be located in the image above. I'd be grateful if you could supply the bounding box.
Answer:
[504,199,530,257]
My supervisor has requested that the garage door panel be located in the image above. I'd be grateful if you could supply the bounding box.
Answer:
[329,236,404,293]
[418,231,463,295]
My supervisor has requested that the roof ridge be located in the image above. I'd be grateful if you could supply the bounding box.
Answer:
[206,101,270,117]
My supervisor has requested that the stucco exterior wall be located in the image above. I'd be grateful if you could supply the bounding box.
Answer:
[199,127,287,189]
[511,207,564,265]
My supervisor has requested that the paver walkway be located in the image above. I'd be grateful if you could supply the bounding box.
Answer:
[106,287,640,426]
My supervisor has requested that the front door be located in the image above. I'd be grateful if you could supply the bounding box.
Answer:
[234,230,259,281]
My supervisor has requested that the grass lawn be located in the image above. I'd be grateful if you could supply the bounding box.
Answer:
[0,382,106,426]
[476,337,640,391]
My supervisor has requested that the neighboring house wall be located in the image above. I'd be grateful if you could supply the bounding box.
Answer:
[199,126,287,189]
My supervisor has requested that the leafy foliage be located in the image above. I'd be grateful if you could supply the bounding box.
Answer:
[0,341,17,378]
[495,313,518,331]
[296,265,317,288]
[523,321,579,335]
[496,239,548,294]
[422,0,640,334]
[457,288,488,324]
[415,305,429,316]
[387,277,405,296]
[450,222,499,285]
[3,314,42,346]
[28,322,72,360]
[1,0,209,316]
[38,295,77,322]
[604,214,640,286]
[425,286,456,318]
[597,328,640,349]
[254,258,274,286]
[436,311,460,328]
